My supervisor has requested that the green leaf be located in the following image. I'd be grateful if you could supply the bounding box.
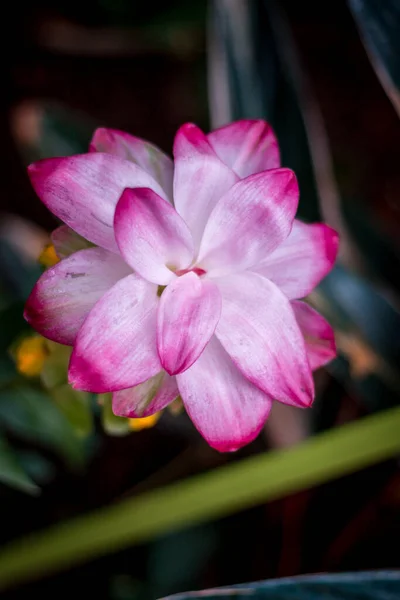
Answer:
[348,0,400,115]
[0,434,39,495]
[0,386,85,468]
[40,344,71,389]
[50,384,93,438]
[163,571,400,600]
[100,393,131,436]
[0,406,399,590]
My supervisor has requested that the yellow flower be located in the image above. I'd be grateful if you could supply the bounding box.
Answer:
[38,244,59,267]
[128,413,160,431]
[15,336,48,377]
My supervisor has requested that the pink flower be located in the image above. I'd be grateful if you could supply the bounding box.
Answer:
[24,120,338,452]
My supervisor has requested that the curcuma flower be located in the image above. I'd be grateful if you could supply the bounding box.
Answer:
[25,120,338,451]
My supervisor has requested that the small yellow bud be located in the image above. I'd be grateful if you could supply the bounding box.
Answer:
[15,336,48,377]
[38,244,59,267]
[128,412,160,431]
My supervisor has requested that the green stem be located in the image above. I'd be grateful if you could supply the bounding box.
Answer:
[1,406,400,590]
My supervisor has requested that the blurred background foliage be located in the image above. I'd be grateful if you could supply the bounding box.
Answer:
[0,0,399,598]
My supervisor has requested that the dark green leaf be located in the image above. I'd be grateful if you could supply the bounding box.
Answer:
[320,265,400,370]
[149,526,217,598]
[0,386,85,468]
[314,264,400,415]
[16,450,55,485]
[341,199,400,295]
[348,0,400,114]
[208,0,321,220]
[26,105,94,162]
[0,302,31,353]
[0,356,17,387]
[163,571,400,600]
[0,240,42,302]
[0,434,39,495]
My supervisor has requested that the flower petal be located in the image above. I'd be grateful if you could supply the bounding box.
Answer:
[69,274,160,392]
[177,336,272,452]
[112,372,178,418]
[207,119,280,177]
[51,225,93,259]
[90,128,173,199]
[114,187,194,285]
[292,300,336,370]
[24,247,130,345]
[173,123,238,248]
[28,153,166,253]
[157,272,221,375]
[254,221,339,299]
[197,169,298,277]
[215,272,314,407]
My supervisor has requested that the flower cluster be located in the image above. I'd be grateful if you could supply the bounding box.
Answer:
[25,120,338,451]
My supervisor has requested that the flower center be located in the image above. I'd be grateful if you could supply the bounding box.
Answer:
[157,266,206,297]
[175,267,206,277]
